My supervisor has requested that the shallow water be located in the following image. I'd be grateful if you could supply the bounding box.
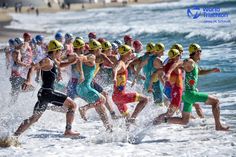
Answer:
[0,0,236,156]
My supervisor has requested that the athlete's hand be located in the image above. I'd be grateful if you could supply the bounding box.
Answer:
[164,73,170,81]
[22,81,31,91]
[212,68,220,73]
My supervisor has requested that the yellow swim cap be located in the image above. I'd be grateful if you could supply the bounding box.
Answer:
[146,42,155,52]
[168,49,180,59]
[89,39,102,51]
[118,44,132,56]
[73,39,85,49]
[171,43,183,52]
[189,43,201,55]
[155,42,165,52]
[102,41,112,51]
[48,40,63,52]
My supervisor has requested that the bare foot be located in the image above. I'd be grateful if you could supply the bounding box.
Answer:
[216,125,230,131]
[64,130,80,137]
[79,107,87,121]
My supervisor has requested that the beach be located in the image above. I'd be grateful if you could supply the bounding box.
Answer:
[0,0,176,45]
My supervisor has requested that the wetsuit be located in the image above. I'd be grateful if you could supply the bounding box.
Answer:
[33,56,67,113]
[112,69,140,115]
[143,55,164,103]
[76,64,101,103]
[164,61,183,108]
[182,63,208,112]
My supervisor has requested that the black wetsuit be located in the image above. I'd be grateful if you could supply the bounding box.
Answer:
[33,56,67,113]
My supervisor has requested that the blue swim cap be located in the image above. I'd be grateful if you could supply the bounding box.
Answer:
[55,32,63,41]
[35,35,44,43]
[8,39,15,46]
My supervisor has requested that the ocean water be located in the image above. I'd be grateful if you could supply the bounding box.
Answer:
[0,0,236,156]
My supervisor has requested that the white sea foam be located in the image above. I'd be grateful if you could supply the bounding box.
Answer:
[1,1,236,156]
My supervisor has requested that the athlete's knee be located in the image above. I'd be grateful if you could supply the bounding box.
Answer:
[96,95,106,106]
[64,97,77,111]
[67,108,75,115]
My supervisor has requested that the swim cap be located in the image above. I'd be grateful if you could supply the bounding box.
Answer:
[114,39,123,46]
[168,49,180,59]
[65,33,74,41]
[189,43,201,55]
[124,35,132,43]
[146,42,155,52]
[23,32,31,39]
[73,39,85,49]
[102,41,112,51]
[55,32,63,41]
[35,35,44,43]
[171,43,183,52]
[133,40,143,51]
[89,39,102,51]
[14,38,24,47]
[48,40,64,52]
[88,32,96,39]
[155,42,165,52]
[118,44,132,56]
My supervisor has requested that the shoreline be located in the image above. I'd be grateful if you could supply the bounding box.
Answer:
[0,0,177,45]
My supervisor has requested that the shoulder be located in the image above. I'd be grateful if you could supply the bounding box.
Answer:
[183,58,195,72]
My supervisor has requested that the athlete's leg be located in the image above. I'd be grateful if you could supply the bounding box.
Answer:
[153,105,178,125]
[94,95,111,130]
[14,101,45,136]
[193,103,204,118]
[63,97,80,136]
[101,91,118,119]
[167,112,191,125]
[129,94,148,122]
[205,96,229,131]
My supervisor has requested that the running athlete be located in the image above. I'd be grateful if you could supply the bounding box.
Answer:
[4,39,15,69]
[132,42,165,104]
[132,40,143,58]
[66,38,85,100]
[33,35,46,83]
[14,40,80,137]
[153,48,183,123]
[154,43,229,131]
[112,45,148,123]
[63,33,74,57]
[79,39,118,120]
[165,44,204,118]
[76,39,111,130]
[10,38,31,103]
